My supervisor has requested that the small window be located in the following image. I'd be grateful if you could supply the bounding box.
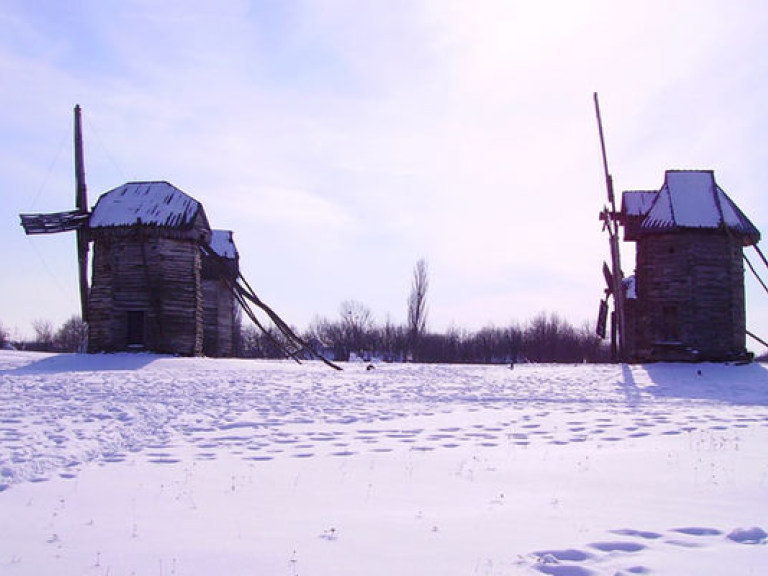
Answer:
[126,311,145,346]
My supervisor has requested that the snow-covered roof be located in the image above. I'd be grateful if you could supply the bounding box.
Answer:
[208,230,238,260]
[89,181,209,230]
[621,191,657,217]
[624,171,760,245]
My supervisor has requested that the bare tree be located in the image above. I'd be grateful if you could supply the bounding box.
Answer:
[378,315,407,362]
[340,299,374,358]
[0,321,9,348]
[32,319,55,351]
[307,315,347,360]
[524,312,582,363]
[55,316,88,352]
[407,258,429,361]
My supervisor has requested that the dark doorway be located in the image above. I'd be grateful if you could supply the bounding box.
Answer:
[126,311,146,346]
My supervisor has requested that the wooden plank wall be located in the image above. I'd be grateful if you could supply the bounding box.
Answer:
[634,231,745,361]
[87,231,203,355]
[203,278,235,357]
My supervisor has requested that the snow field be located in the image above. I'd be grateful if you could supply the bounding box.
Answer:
[0,351,766,575]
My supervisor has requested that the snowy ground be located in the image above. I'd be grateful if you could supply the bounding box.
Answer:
[0,351,766,575]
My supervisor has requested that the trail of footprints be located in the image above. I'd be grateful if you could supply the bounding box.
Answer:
[2,368,768,485]
[162,406,768,466]
[1,399,768,481]
[526,525,767,575]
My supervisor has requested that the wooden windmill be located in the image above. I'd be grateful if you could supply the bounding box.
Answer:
[591,96,768,362]
[20,105,91,322]
[20,106,341,369]
[593,93,626,362]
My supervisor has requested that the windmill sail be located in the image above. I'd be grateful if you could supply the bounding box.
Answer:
[594,93,626,361]
[19,105,91,322]
[73,105,90,322]
[20,210,89,234]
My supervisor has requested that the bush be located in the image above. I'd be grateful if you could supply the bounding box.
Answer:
[55,316,88,352]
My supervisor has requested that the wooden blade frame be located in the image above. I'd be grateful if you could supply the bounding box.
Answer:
[594,93,626,362]
[74,105,90,323]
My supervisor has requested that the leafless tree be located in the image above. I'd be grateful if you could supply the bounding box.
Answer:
[407,258,429,361]
[307,315,346,360]
[32,319,55,351]
[0,321,9,348]
[54,316,88,352]
[340,299,374,357]
[378,315,407,362]
[524,312,583,363]
[238,323,292,359]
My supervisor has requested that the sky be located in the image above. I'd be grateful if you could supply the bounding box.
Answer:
[1,0,768,353]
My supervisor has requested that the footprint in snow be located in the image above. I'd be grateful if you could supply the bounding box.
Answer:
[727,527,767,544]
[527,524,768,576]
[588,541,646,553]
[610,529,663,540]
[535,563,596,576]
[148,458,181,465]
[671,527,723,536]
[533,549,593,562]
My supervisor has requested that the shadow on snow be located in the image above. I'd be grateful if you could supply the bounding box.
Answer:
[0,352,163,374]
[627,362,768,406]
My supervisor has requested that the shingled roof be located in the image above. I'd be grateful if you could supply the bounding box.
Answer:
[89,181,209,231]
[622,170,760,245]
[208,230,238,260]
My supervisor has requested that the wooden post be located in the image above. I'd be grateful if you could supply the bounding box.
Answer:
[594,93,626,362]
[74,105,90,322]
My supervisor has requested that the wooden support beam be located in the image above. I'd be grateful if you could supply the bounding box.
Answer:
[200,244,342,370]
[74,104,90,322]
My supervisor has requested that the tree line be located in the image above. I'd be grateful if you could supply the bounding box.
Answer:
[237,260,609,364]
[263,306,607,364]
[3,313,607,364]
[1,317,89,353]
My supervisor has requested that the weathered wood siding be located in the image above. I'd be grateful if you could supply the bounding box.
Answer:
[633,231,746,361]
[201,253,238,357]
[202,279,235,357]
[87,228,204,355]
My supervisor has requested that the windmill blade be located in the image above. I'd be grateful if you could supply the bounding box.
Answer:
[594,93,626,361]
[19,210,89,234]
[602,262,613,295]
[596,298,608,339]
[599,206,613,235]
[76,227,90,322]
[74,104,90,322]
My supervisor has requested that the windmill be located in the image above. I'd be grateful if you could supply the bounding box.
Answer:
[20,105,91,322]
[20,106,341,369]
[593,93,626,362]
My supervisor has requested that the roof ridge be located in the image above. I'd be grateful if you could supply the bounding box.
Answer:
[122,180,175,186]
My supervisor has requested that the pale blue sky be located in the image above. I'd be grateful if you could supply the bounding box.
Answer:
[2,0,768,353]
